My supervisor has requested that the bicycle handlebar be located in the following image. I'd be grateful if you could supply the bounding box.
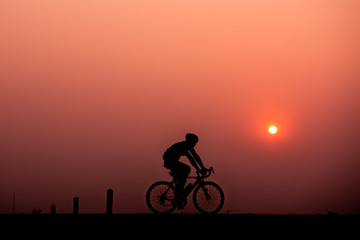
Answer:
[197,166,215,178]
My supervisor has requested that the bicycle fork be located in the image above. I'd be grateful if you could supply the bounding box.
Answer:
[200,183,211,200]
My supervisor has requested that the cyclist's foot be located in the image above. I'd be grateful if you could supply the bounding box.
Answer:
[176,204,185,210]
[173,200,185,210]
[172,196,185,209]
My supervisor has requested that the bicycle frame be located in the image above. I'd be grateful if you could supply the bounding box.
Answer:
[163,172,211,201]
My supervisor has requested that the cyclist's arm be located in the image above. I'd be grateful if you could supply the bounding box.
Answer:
[189,148,205,170]
[185,152,201,171]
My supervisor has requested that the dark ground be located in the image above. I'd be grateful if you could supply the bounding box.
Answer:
[1,214,359,237]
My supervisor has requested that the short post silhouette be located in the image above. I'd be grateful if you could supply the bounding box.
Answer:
[106,189,113,214]
[73,197,79,215]
[51,204,56,215]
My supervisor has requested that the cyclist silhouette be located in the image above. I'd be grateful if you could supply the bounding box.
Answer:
[163,133,208,207]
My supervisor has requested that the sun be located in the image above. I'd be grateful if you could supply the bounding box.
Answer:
[269,126,277,134]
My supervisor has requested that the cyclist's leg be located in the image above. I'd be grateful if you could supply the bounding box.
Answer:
[170,162,190,209]
[173,162,191,195]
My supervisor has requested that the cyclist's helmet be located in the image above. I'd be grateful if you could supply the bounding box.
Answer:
[185,133,198,146]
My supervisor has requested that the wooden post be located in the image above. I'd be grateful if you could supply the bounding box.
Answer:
[106,189,113,214]
[73,197,79,215]
[51,204,56,215]
[12,192,15,214]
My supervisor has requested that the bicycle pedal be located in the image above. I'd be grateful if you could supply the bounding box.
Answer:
[176,205,185,210]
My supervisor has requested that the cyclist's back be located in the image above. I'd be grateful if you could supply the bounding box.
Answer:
[163,141,189,168]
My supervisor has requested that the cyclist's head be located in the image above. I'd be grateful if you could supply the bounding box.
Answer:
[185,133,198,147]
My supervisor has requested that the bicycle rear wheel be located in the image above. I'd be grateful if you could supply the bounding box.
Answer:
[146,181,176,214]
[193,182,224,214]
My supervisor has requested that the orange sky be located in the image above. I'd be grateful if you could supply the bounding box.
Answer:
[1,0,360,214]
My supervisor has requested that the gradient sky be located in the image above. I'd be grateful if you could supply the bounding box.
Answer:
[1,0,359,214]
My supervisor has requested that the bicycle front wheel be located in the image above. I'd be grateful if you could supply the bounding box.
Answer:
[193,182,224,214]
[146,181,176,214]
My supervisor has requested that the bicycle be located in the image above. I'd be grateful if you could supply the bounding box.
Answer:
[146,167,224,214]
